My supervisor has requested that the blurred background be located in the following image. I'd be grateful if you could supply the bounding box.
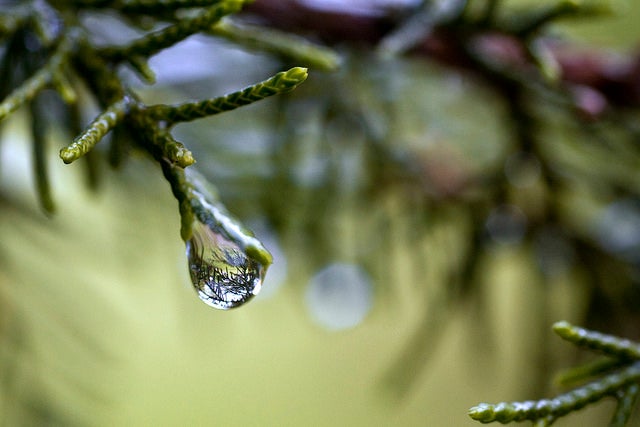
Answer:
[1,0,640,425]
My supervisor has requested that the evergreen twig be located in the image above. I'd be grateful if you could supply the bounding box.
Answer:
[555,356,629,387]
[209,20,340,71]
[60,98,129,164]
[146,67,308,124]
[553,321,640,360]
[611,383,640,427]
[470,323,640,425]
[160,160,272,268]
[147,125,195,167]
[0,34,74,122]
[100,0,247,60]
[2,0,639,422]
[469,361,640,423]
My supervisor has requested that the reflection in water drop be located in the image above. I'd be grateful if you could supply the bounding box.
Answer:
[305,263,373,331]
[186,221,266,310]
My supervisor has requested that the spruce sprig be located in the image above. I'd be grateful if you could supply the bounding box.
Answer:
[469,322,640,426]
[0,0,320,215]
[60,98,130,164]
[0,32,75,122]
[0,0,322,304]
[553,321,640,360]
[100,0,248,60]
[209,20,341,71]
[145,67,308,124]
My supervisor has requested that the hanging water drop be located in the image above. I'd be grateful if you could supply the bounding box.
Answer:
[186,220,266,310]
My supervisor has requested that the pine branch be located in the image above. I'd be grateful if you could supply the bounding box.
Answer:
[145,67,308,124]
[553,321,640,360]
[0,0,321,311]
[469,323,640,425]
[209,20,340,71]
[469,361,640,423]
[0,34,74,122]
[611,384,640,427]
[59,98,129,164]
[160,160,272,269]
[100,0,248,60]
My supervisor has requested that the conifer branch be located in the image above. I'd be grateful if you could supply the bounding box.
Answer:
[470,323,640,425]
[146,125,195,167]
[60,98,129,164]
[2,0,640,422]
[0,67,51,122]
[555,357,628,387]
[0,34,74,122]
[32,0,63,45]
[611,383,640,427]
[160,161,272,269]
[101,0,248,60]
[209,20,340,71]
[245,0,633,112]
[146,67,308,124]
[125,55,156,83]
[160,160,195,239]
[469,361,640,423]
[52,70,78,104]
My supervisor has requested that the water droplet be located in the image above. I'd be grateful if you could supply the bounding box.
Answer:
[186,220,265,310]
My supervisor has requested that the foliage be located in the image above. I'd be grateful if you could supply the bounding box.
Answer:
[470,322,640,425]
[1,0,640,425]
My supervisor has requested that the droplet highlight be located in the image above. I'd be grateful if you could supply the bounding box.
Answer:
[186,220,265,310]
